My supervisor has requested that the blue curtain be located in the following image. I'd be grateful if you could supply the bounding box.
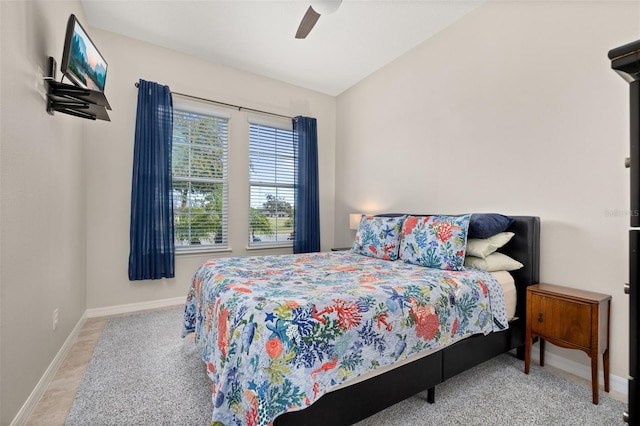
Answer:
[293,116,320,253]
[128,79,175,280]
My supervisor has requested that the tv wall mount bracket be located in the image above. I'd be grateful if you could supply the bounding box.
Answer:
[45,56,111,121]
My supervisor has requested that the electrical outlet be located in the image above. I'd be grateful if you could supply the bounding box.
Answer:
[53,308,59,331]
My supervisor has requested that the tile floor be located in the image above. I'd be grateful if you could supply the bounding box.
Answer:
[25,317,107,426]
[23,313,628,425]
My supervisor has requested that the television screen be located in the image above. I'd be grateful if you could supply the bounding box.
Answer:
[60,14,107,92]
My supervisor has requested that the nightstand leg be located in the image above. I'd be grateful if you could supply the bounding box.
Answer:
[603,348,610,392]
[591,354,599,405]
[539,338,545,367]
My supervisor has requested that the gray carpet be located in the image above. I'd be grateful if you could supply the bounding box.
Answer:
[66,306,627,425]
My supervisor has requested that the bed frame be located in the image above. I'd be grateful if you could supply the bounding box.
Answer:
[273,215,540,425]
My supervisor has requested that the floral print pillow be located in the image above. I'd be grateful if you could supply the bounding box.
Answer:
[352,215,406,261]
[399,214,471,271]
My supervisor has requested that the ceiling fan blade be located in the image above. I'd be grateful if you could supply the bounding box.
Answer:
[295,6,321,39]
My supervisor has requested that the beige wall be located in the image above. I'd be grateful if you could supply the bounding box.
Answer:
[1,1,88,423]
[335,1,638,379]
[83,29,336,309]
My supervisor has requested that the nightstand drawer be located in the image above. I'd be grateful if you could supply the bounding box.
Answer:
[530,293,592,349]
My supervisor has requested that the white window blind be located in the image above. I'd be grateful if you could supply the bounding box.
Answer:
[249,121,295,246]
[172,108,229,249]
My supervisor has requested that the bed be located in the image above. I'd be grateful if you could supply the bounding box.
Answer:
[182,214,540,425]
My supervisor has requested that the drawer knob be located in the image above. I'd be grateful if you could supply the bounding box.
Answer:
[624,283,630,295]
[623,411,629,423]
[538,313,543,323]
[625,157,631,168]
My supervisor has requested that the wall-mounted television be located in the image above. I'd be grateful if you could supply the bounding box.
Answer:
[60,14,107,92]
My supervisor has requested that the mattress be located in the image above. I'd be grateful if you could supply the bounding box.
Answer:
[331,270,516,392]
[492,270,516,320]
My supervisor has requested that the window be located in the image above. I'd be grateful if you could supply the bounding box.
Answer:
[249,119,295,246]
[172,106,229,249]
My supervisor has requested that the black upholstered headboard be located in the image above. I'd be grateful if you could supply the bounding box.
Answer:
[499,216,540,319]
[500,216,540,286]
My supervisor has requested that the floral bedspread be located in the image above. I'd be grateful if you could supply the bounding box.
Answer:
[182,251,508,426]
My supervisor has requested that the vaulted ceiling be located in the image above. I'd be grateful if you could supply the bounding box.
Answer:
[81,1,484,96]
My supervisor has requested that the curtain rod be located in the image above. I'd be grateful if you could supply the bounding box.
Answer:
[134,82,295,120]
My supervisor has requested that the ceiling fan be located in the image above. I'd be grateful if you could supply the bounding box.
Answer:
[295,0,343,39]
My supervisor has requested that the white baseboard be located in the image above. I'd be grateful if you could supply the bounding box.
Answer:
[85,296,185,318]
[530,347,628,397]
[10,312,87,426]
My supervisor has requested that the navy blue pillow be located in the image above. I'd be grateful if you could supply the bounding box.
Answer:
[468,213,515,239]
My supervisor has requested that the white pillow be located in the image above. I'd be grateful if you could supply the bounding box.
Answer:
[465,232,514,259]
[464,252,523,272]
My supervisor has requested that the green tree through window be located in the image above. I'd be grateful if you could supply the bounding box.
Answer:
[172,108,228,247]
[249,121,295,245]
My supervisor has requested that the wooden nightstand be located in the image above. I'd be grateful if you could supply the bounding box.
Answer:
[524,283,611,404]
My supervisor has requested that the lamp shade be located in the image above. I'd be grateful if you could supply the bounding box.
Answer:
[349,213,362,230]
